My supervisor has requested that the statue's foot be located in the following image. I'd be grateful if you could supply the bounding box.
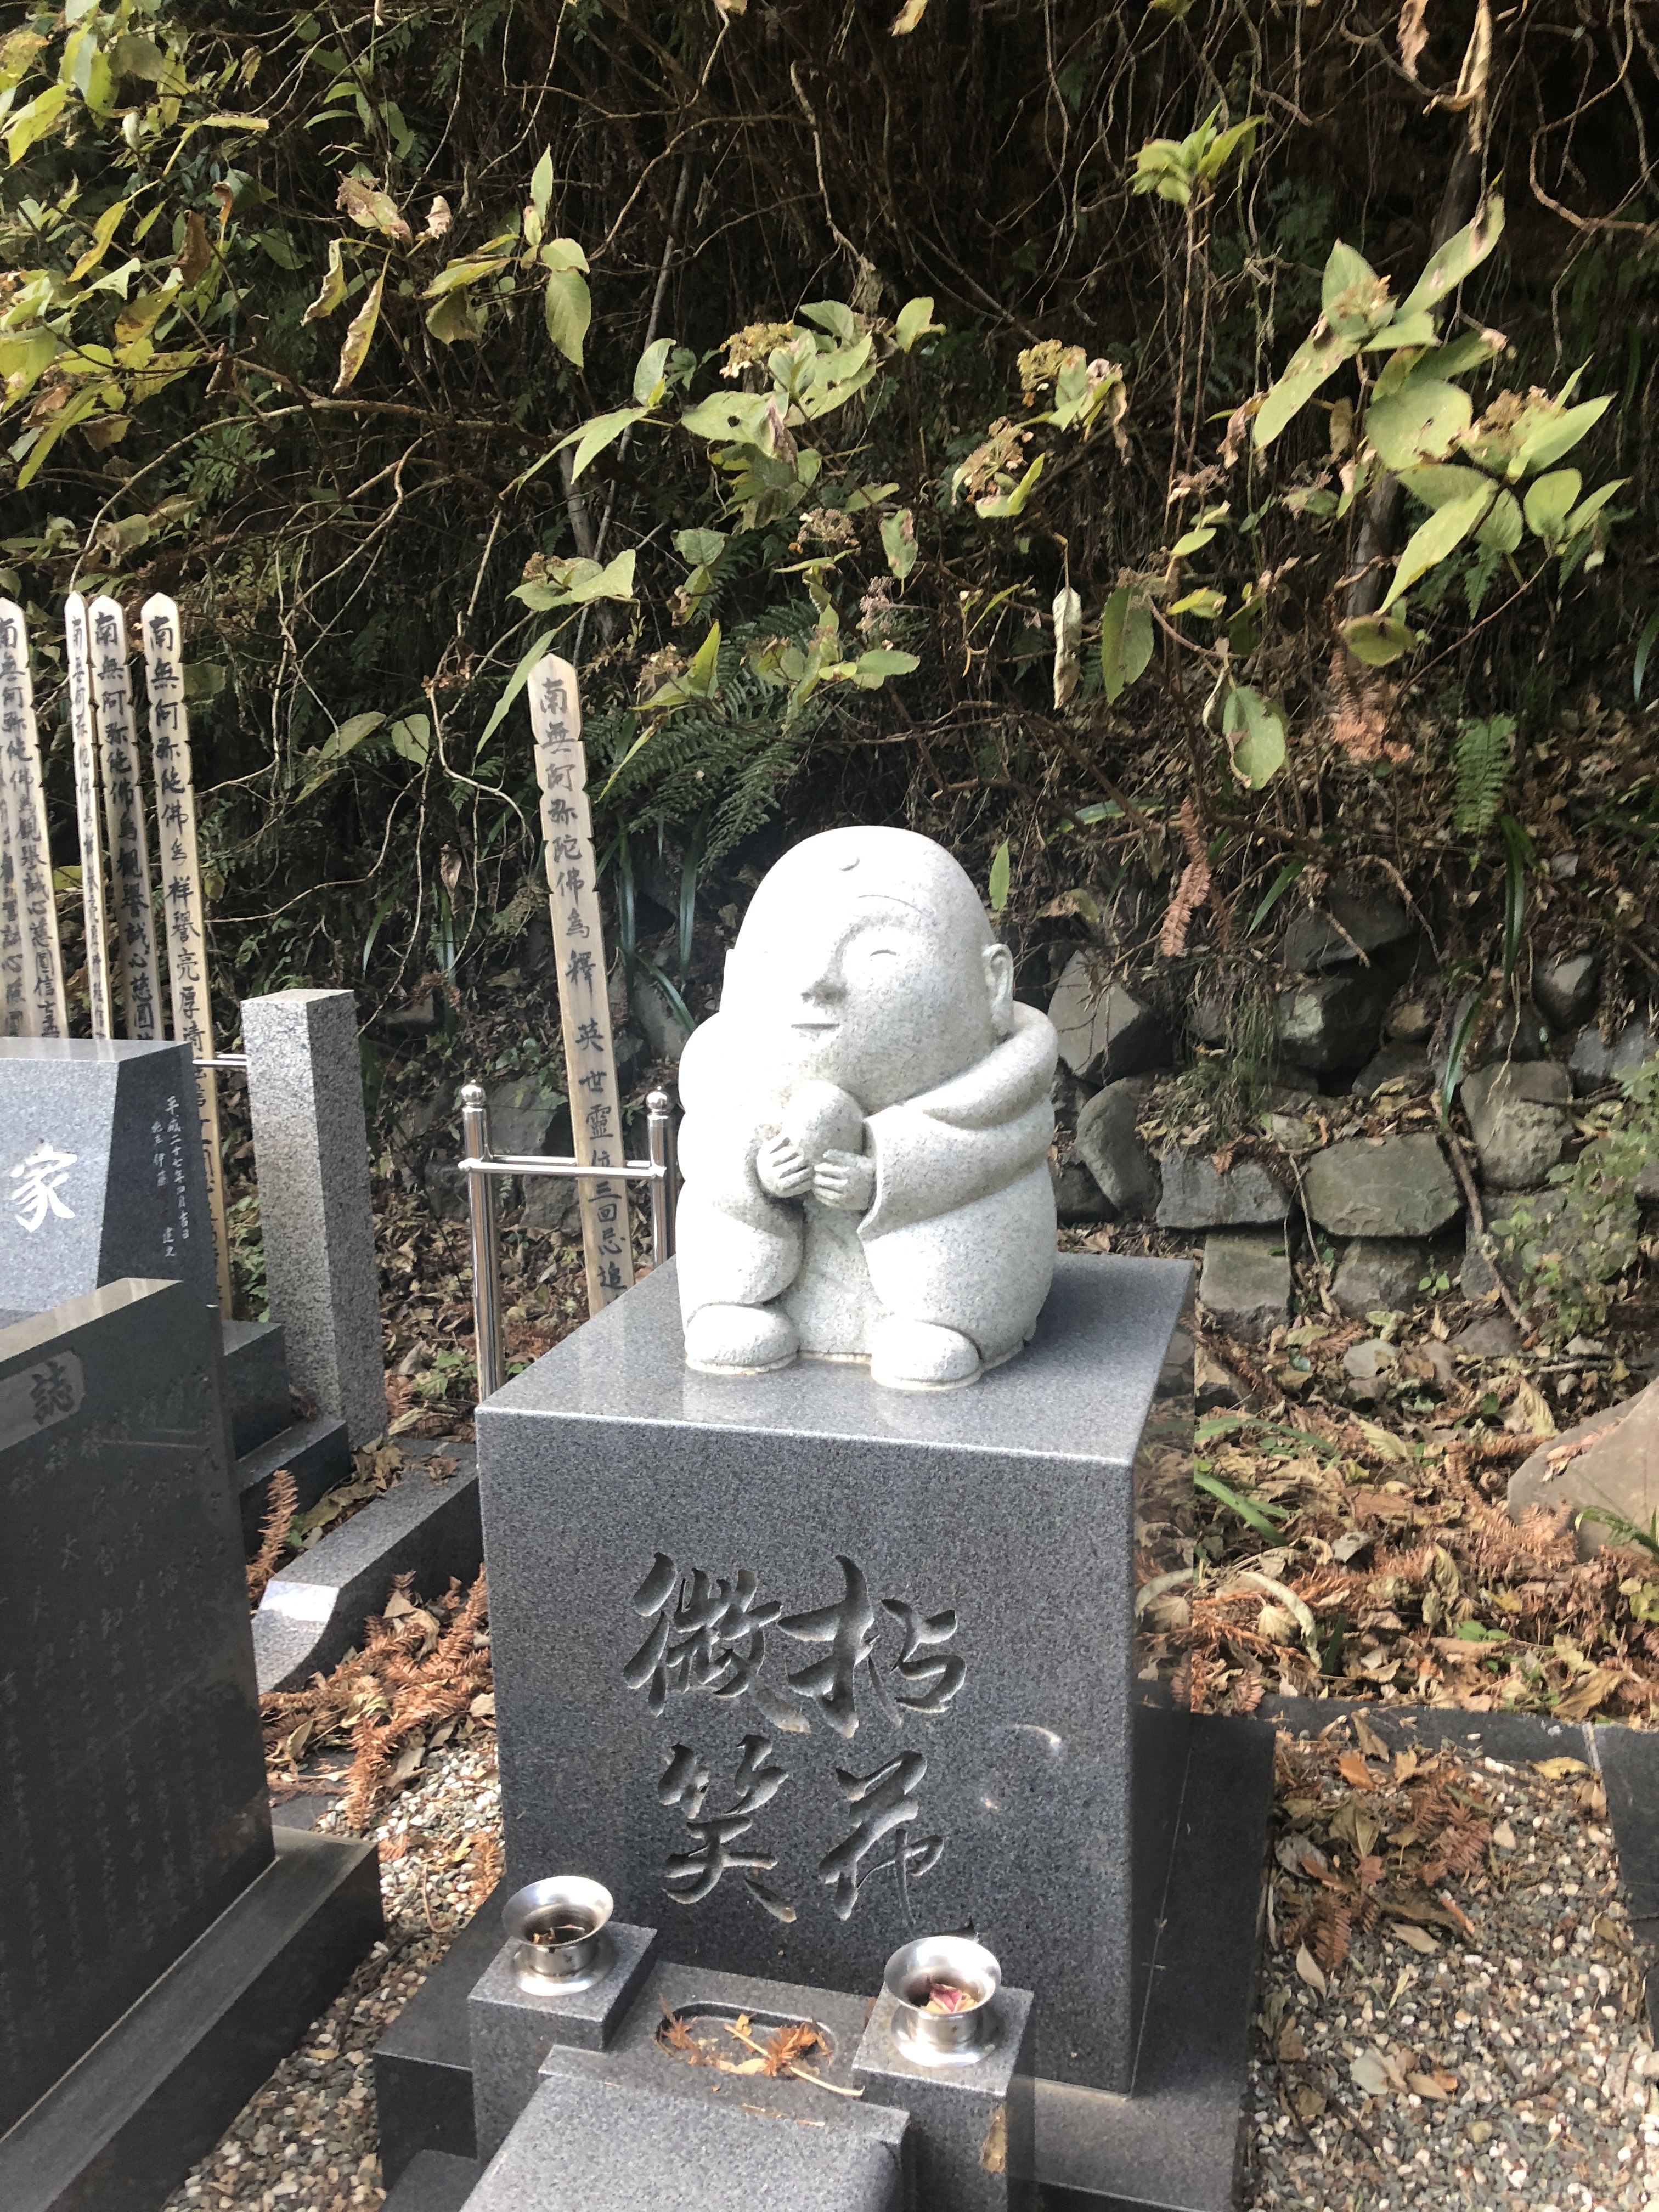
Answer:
[870,1317,981,1392]
[684,1303,799,1375]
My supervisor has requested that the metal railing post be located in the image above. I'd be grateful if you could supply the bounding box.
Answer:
[461,1081,506,1401]
[646,1087,677,1267]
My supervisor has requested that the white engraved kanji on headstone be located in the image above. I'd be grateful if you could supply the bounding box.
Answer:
[9,1140,77,1233]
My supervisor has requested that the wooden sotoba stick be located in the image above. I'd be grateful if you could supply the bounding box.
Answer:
[0,785,20,1036]
[64,593,115,1040]
[527,654,635,1314]
[87,595,162,1040]
[0,600,67,1037]
[140,593,232,1312]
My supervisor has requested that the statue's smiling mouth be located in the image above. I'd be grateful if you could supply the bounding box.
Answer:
[792,1018,840,1031]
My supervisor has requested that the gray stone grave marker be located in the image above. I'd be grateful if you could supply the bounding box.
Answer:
[0,1037,216,1317]
[0,1278,380,2210]
[241,988,385,1446]
[476,1252,1194,2094]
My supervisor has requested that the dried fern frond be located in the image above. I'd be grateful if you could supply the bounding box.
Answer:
[247,1467,298,1605]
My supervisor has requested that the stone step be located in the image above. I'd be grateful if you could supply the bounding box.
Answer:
[237,1413,352,1551]
[221,1316,290,1456]
[252,1443,481,1694]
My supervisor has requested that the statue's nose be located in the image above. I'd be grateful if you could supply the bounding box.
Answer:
[799,952,844,1002]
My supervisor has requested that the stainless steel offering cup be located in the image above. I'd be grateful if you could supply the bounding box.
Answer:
[503,1876,615,1995]
[881,1934,1002,2064]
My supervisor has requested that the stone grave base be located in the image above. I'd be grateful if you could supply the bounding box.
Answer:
[0,1830,381,2212]
[376,1713,1273,2212]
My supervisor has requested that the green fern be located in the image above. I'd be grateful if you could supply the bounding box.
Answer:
[590,606,830,863]
[1452,713,1516,837]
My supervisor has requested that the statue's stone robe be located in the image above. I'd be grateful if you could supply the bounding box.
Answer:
[676,1004,1057,1365]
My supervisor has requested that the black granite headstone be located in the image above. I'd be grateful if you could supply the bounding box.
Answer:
[0,1039,216,1316]
[0,1278,270,2135]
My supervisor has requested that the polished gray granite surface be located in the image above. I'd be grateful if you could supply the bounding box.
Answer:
[479,1254,1192,2092]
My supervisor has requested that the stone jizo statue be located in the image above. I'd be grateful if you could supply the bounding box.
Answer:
[676,826,1058,1390]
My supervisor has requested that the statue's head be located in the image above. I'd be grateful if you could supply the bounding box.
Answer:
[721,826,1015,1113]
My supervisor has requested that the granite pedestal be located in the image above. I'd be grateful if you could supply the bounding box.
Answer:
[0,1280,381,2210]
[477,1254,1194,2092]
[242,989,385,1446]
[0,1037,216,1313]
[472,1960,910,2212]
[376,1709,1271,2209]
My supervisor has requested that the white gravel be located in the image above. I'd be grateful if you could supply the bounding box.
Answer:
[161,1737,501,2212]
[161,1724,1658,2211]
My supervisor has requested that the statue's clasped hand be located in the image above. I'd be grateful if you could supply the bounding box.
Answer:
[756,1132,874,1213]
[811,1147,875,1212]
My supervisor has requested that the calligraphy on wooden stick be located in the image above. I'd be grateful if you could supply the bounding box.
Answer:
[88,595,162,1040]
[64,594,114,1040]
[0,600,67,1039]
[141,594,232,1309]
[527,654,634,1312]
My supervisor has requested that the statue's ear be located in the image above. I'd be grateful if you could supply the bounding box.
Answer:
[983,941,1016,1037]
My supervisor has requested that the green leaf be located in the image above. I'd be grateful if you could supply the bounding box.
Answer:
[1398,461,1496,511]
[674,528,726,567]
[475,629,556,760]
[1222,684,1287,788]
[333,267,384,394]
[1396,193,1506,320]
[388,713,431,766]
[543,264,590,367]
[988,839,1011,913]
[568,548,635,603]
[301,237,347,324]
[1499,814,1532,988]
[1365,380,1473,471]
[1340,613,1415,667]
[558,403,645,482]
[1321,240,1385,329]
[680,388,775,443]
[894,295,944,352]
[633,335,674,405]
[1523,468,1582,545]
[1099,586,1154,703]
[1249,857,1306,935]
[1171,525,1216,556]
[1381,482,1494,610]
[7,82,67,163]
[425,288,484,345]
[852,647,920,679]
[880,507,917,582]
[1359,308,1438,352]
[1633,607,1659,703]
[799,300,857,343]
[1515,394,1611,477]
[1168,587,1226,618]
[1564,478,1624,538]
[422,250,511,299]
[1475,488,1522,554]
[974,452,1046,518]
[1194,1471,1286,1539]
[1197,115,1262,185]
[529,148,553,221]
[1253,323,1360,449]
[685,620,721,695]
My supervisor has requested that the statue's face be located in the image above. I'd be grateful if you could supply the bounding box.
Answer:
[730,893,997,1113]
